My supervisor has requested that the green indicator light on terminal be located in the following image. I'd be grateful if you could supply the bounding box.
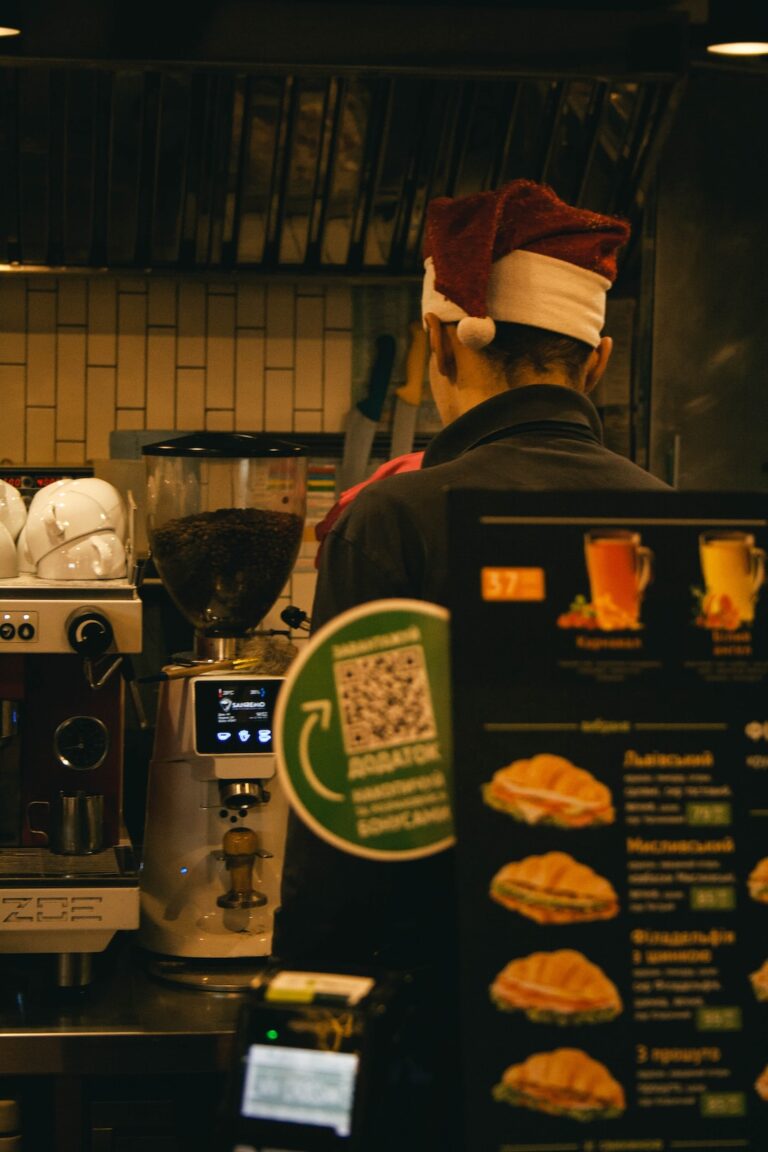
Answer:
[265,1029,279,1041]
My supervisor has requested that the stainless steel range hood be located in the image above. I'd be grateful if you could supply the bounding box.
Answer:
[0,2,688,275]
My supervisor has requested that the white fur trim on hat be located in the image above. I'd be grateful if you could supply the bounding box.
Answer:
[456,316,496,350]
[422,250,612,348]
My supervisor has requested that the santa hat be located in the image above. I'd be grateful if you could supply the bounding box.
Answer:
[421,180,630,350]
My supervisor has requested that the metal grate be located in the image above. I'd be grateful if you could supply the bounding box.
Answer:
[0,64,684,274]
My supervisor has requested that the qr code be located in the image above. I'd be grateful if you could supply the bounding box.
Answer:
[334,644,438,754]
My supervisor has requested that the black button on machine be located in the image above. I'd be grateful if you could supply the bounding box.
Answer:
[0,622,15,640]
[17,622,35,640]
[66,609,114,656]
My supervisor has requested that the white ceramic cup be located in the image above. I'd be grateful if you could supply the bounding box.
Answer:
[27,478,71,513]
[36,531,127,580]
[15,524,35,573]
[25,490,112,564]
[0,479,26,541]
[0,522,18,578]
[59,478,127,541]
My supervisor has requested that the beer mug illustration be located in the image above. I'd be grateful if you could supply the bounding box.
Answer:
[584,530,653,630]
[699,532,766,625]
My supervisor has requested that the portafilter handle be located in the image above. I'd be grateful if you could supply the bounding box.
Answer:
[216,826,270,910]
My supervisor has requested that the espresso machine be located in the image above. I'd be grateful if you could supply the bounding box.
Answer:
[0,480,143,988]
[137,433,306,982]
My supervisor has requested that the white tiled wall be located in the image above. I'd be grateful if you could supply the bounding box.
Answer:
[0,273,355,630]
[0,276,353,464]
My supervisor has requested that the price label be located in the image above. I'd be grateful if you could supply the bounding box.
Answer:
[481,566,545,601]
[690,885,737,911]
[700,1092,746,1117]
[687,802,732,825]
[696,1006,742,1031]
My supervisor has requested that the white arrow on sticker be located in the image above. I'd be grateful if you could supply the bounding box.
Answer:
[299,700,344,802]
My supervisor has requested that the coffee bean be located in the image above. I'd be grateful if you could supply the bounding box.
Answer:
[152,507,303,636]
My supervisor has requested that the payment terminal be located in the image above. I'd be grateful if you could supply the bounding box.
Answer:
[220,965,418,1152]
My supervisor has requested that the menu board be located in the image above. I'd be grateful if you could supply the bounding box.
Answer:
[446,491,768,1152]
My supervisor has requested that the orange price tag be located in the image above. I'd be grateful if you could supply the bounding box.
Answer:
[481,567,546,602]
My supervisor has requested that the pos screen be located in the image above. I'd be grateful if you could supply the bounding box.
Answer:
[193,677,282,756]
[240,1044,359,1137]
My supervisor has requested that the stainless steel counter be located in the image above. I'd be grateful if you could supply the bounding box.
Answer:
[0,934,247,1076]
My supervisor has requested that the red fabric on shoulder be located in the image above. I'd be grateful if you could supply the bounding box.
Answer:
[314,452,424,567]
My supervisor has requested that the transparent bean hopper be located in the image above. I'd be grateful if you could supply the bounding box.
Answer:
[137,433,306,985]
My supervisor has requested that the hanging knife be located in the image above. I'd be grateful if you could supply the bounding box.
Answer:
[339,333,396,492]
[389,321,427,460]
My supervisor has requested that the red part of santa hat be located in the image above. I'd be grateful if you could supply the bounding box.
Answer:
[422,179,630,349]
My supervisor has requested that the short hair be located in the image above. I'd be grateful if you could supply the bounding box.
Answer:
[482,321,594,387]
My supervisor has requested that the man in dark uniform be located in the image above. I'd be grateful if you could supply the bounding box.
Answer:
[274,181,669,1148]
[277,178,667,967]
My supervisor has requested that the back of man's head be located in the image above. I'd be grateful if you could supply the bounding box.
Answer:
[482,321,593,389]
[421,180,629,366]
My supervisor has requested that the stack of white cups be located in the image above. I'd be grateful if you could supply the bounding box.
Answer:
[0,477,128,581]
[0,481,26,578]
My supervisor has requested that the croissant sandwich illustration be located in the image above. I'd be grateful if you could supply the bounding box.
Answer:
[490,949,622,1025]
[482,754,614,828]
[748,858,768,904]
[493,1047,625,1121]
[490,851,619,924]
[750,958,768,1002]
[755,1064,768,1102]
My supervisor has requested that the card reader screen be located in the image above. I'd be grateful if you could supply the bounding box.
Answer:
[240,1044,359,1136]
[193,678,282,755]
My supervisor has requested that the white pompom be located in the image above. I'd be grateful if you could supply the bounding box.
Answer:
[456,316,496,350]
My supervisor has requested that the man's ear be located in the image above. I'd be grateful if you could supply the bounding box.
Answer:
[583,336,612,394]
[424,313,456,381]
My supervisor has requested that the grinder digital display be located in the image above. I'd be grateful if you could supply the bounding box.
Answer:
[193,677,282,756]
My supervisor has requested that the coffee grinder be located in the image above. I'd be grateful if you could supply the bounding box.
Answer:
[137,433,307,979]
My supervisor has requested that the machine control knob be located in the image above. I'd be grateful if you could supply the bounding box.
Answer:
[216,827,268,910]
[66,609,114,657]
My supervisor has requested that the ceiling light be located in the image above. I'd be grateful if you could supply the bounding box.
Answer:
[707,40,768,56]
[703,0,768,57]
[0,0,21,36]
